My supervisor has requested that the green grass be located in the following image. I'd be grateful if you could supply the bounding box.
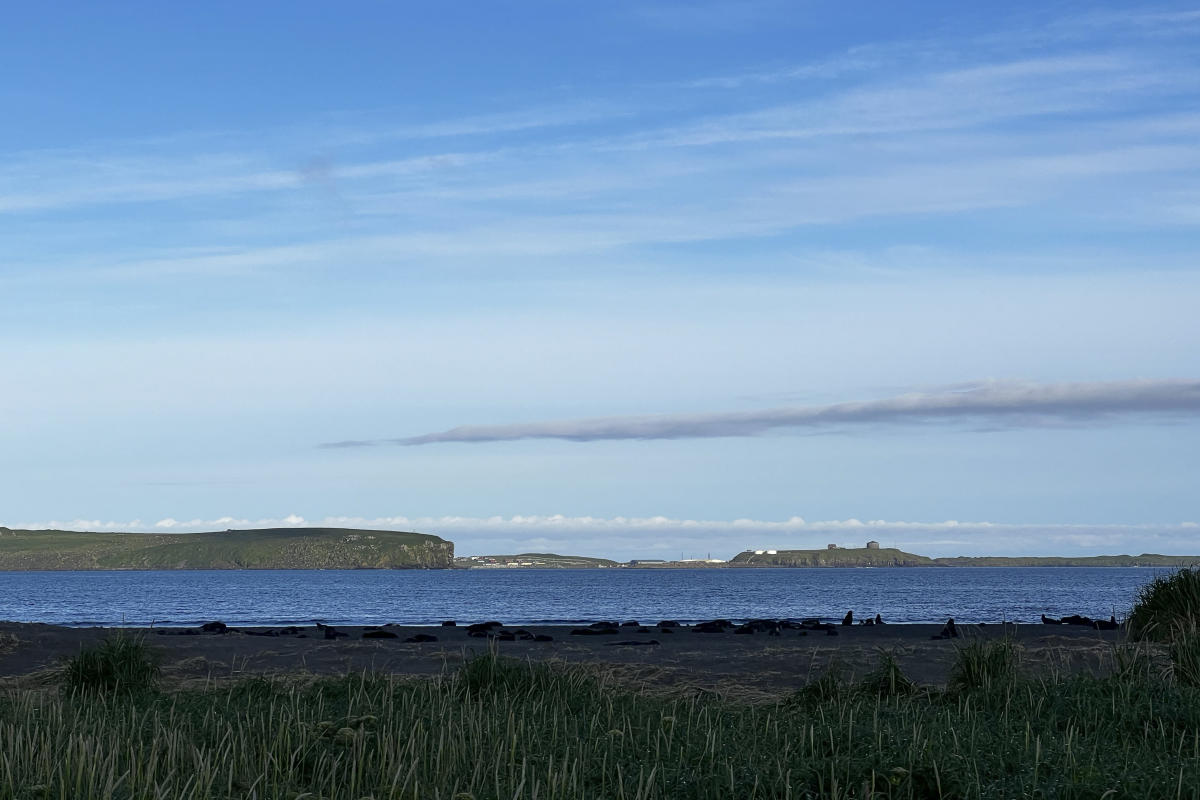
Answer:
[60,632,161,695]
[1128,567,1200,642]
[0,648,1195,798]
[947,637,1018,693]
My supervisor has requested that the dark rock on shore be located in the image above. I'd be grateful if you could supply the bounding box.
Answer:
[362,629,399,639]
[201,621,227,634]
[405,633,438,643]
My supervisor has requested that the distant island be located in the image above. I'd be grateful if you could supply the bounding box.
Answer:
[460,544,1200,569]
[0,527,453,570]
[455,552,620,569]
[732,546,1200,568]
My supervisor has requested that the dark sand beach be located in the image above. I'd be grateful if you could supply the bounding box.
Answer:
[0,620,1131,696]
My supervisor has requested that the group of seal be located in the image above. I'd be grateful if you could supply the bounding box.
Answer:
[464,621,554,642]
[158,612,1047,645]
[1042,614,1119,630]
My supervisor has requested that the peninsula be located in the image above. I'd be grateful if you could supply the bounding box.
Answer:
[731,547,1200,568]
[0,527,453,570]
[455,553,620,568]
[459,545,1200,568]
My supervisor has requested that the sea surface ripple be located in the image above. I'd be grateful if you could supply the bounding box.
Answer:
[0,567,1161,627]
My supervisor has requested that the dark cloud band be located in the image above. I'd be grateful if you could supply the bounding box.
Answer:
[322,379,1200,448]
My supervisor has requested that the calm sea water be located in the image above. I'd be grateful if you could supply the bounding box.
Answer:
[0,567,1160,627]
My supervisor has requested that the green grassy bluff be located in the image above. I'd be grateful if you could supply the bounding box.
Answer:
[731,547,1200,568]
[0,527,453,570]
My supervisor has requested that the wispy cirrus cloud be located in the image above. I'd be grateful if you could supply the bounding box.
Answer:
[324,379,1200,448]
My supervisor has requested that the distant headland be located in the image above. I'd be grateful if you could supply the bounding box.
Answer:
[462,544,1200,569]
[0,527,453,570]
[728,545,1200,568]
[3,528,1198,571]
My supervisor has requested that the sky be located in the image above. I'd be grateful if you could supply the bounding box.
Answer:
[2,2,1199,559]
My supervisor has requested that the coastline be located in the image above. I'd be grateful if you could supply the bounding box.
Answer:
[0,619,1132,694]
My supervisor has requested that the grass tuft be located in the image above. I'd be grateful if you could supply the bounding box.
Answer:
[1128,567,1200,641]
[1169,625,1200,687]
[859,649,918,697]
[787,661,848,706]
[948,637,1018,693]
[60,631,161,695]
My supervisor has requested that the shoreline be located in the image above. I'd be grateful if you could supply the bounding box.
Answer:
[0,619,1133,693]
[0,562,1193,572]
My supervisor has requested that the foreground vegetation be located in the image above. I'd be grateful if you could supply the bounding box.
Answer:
[0,527,453,570]
[1,639,1198,799]
[1130,567,1200,641]
[0,568,1194,798]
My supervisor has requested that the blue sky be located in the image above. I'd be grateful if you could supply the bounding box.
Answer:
[2,2,1199,559]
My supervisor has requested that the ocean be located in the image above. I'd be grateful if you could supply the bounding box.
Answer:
[0,566,1159,627]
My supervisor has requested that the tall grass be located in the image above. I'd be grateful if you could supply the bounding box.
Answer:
[1128,567,1200,641]
[0,650,1195,798]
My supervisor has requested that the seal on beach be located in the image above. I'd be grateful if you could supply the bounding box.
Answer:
[317,623,348,640]
[200,621,227,634]
[841,611,853,626]
[932,618,959,640]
